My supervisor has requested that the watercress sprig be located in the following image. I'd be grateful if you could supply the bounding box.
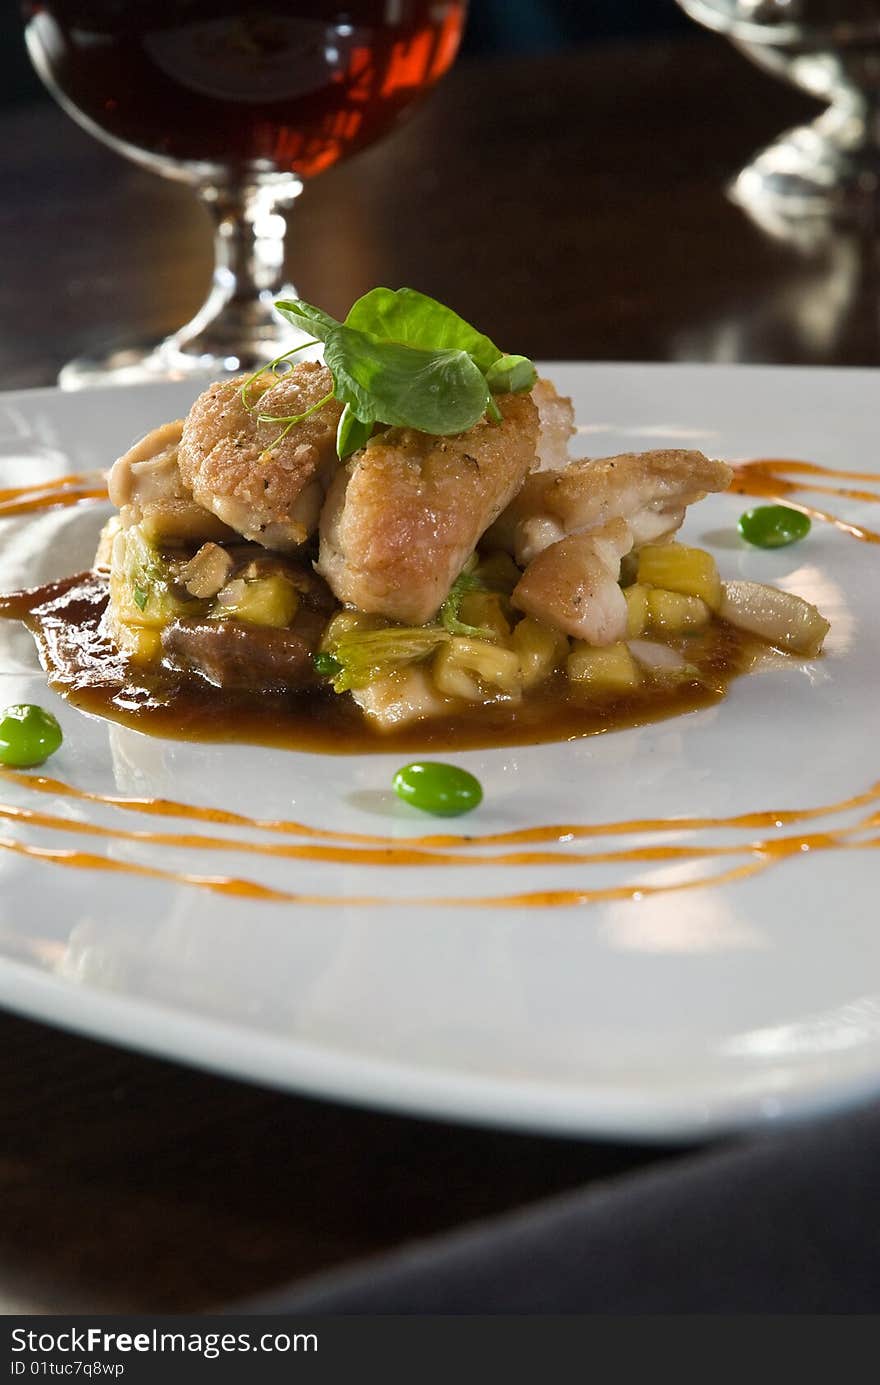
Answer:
[267,287,537,459]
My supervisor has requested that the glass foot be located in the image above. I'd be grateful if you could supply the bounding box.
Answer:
[58,339,213,391]
[58,326,321,392]
[730,109,880,222]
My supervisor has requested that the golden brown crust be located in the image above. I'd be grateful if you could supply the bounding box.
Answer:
[178,363,344,547]
[317,392,540,624]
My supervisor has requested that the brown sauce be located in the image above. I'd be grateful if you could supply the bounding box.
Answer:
[0,572,759,755]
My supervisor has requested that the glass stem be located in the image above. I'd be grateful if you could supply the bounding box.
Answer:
[164,181,304,371]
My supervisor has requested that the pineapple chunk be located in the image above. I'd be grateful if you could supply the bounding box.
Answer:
[107,617,162,665]
[637,543,722,612]
[567,641,641,693]
[623,583,650,638]
[719,581,830,656]
[647,589,711,635]
[512,616,568,690]
[458,590,511,641]
[433,637,521,702]
[213,574,299,628]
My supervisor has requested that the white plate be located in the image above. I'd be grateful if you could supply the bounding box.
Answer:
[0,364,877,1142]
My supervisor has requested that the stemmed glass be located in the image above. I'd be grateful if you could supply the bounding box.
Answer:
[22,2,468,387]
[676,1,880,219]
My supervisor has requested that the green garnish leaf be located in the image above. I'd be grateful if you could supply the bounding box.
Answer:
[274,300,340,342]
[269,288,537,458]
[132,585,149,612]
[324,326,492,437]
[313,651,343,678]
[345,287,502,372]
[485,354,538,395]
[336,404,374,460]
[325,626,449,693]
[439,566,495,640]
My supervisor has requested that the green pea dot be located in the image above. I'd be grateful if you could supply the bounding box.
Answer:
[392,762,483,817]
[0,704,63,768]
[738,505,811,549]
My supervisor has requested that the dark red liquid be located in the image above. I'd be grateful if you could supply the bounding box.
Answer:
[23,1,467,178]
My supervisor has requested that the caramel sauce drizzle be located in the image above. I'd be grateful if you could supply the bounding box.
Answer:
[1,453,878,908]
[0,817,877,910]
[4,768,880,849]
[731,457,880,544]
[0,473,108,519]
[0,767,877,909]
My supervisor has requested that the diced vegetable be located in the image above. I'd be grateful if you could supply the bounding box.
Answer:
[352,667,454,728]
[393,761,483,816]
[110,527,201,629]
[623,583,649,638]
[627,639,696,680]
[738,505,811,549]
[637,543,722,612]
[326,625,450,693]
[511,616,569,690]
[458,590,511,641]
[433,637,521,701]
[108,618,162,664]
[646,589,711,635]
[566,641,641,693]
[181,543,234,598]
[718,581,830,655]
[212,573,299,628]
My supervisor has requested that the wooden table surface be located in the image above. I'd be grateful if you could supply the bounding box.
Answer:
[1,34,878,1314]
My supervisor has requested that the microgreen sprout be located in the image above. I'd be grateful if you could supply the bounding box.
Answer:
[262,288,538,459]
[240,338,320,414]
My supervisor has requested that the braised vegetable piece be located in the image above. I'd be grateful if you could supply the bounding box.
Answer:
[211,573,300,629]
[567,642,641,693]
[738,505,811,549]
[511,616,568,690]
[392,761,483,817]
[637,543,722,612]
[433,637,522,702]
[627,640,697,681]
[0,704,63,767]
[623,583,649,638]
[321,623,450,693]
[107,527,205,662]
[646,589,711,635]
[180,543,234,598]
[718,581,830,655]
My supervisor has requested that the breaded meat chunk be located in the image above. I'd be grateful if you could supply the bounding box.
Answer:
[532,377,575,471]
[487,449,732,564]
[317,392,540,625]
[178,362,344,551]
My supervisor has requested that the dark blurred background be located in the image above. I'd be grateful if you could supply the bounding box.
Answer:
[2,2,690,106]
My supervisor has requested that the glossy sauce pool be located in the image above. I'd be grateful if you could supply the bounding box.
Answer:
[0,572,761,754]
